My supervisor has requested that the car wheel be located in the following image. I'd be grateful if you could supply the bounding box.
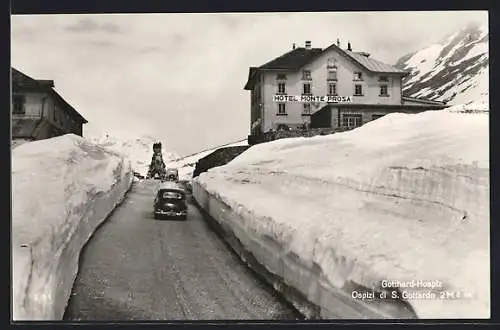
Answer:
[181,214,187,220]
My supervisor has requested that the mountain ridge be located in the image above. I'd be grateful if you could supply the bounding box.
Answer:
[395,23,488,107]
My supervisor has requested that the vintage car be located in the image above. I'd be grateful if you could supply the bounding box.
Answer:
[165,168,179,181]
[153,182,187,220]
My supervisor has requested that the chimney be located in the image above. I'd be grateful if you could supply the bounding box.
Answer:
[336,38,340,47]
[305,40,312,49]
[292,43,296,50]
[347,41,352,51]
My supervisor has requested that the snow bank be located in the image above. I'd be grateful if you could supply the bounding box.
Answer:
[177,164,195,181]
[11,139,32,149]
[194,110,490,319]
[446,98,489,113]
[12,134,134,320]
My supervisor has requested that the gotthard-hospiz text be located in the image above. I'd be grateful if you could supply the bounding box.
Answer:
[381,279,443,289]
[273,95,352,103]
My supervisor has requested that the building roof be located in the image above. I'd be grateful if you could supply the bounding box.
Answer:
[244,48,323,90]
[260,47,324,70]
[343,50,408,74]
[244,42,410,90]
[11,68,88,124]
[12,67,42,88]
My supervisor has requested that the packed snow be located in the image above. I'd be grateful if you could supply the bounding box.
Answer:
[446,100,489,113]
[12,134,133,320]
[11,138,32,149]
[196,110,489,319]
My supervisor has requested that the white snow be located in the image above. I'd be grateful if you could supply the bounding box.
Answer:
[459,42,488,64]
[176,164,196,181]
[445,67,489,107]
[85,133,179,177]
[446,99,489,113]
[404,44,443,85]
[12,134,133,320]
[12,138,32,149]
[196,110,490,319]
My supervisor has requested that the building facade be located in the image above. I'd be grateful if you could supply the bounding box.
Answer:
[244,40,447,139]
[11,68,88,140]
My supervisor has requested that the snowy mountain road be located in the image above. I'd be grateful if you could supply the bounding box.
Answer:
[63,180,299,321]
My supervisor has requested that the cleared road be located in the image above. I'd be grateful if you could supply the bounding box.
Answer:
[63,180,300,321]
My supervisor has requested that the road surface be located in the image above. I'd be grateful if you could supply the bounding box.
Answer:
[63,180,300,321]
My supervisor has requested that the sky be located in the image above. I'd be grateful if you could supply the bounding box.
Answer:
[11,11,488,156]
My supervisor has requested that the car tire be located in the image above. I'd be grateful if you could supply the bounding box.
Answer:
[181,214,187,220]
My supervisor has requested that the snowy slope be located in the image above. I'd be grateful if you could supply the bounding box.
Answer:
[196,110,489,318]
[12,134,133,320]
[395,23,488,107]
[85,133,179,177]
[168,139,248,180]
[12,138,32,149]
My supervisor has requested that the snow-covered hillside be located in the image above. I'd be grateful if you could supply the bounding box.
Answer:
[196,110,489,318]
[168,139,248,180]
[395,23,488,107]
[85,133,179,176]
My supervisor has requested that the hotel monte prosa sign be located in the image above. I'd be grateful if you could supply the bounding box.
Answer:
[273,94,353,104]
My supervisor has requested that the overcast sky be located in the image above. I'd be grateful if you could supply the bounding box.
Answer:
[11,11,487,156]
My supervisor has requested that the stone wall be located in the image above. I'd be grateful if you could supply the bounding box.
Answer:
[193,146,252,178]
[248,127,354,145]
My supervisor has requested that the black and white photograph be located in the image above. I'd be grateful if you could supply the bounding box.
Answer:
[11,10,490,321]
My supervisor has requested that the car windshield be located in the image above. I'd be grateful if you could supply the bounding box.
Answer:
[162,191,184,199]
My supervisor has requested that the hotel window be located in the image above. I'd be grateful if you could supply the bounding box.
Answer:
[277,103,287,115]
[276,73,287,80]
[302,103,312,115]
[327,69,337,81]
[327,58,337,68]
[379,75,389,82]
[328,83,337,96]
[354,84,363,96]
[342,114,362,128]
[380,85,389,96]
[372,114,385,120]
[12,95,25,115]
[303,83,312,95]
[277,82,286,94]
[353,72,363,81]
[302,70,312,80]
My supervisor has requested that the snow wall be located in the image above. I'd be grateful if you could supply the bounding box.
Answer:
[192,110,490,319]
[192,181,418,319]
[12,134,134,320]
